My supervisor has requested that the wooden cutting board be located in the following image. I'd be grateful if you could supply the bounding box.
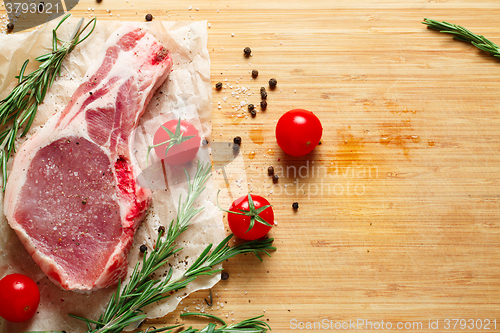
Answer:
[3,0,500,331]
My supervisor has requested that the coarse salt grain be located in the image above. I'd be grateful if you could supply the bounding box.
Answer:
[188,5,192,10]
[208,22,211,28]
[231,33,234,37]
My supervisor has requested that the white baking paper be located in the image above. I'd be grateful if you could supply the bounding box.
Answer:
[0,17,224,333]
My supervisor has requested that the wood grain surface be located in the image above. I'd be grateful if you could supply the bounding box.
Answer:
[2,0,500,332]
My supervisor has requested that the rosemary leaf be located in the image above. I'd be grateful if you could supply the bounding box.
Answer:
[180,312,227,326]
[0,14,96,190]
[139,324,183,333]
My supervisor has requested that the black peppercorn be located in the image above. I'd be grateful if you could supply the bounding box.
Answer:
[233,136,242,146]
[243,47,251,57]
[292,202,299,210]
[215,82,223,90]
[221,272,229,280]
[252,69,258,78]
[6,22,14,32]
[158,226,166,234]
[96,0,102,3]
[318,141,322,145]
[248,104,254,112]
[139,244,148,253]
[268,166,274,176]
[261,91,267,100]
[272,174,279,183]
[269,78,277,89]
[260,100,267,110]
[260,87,266,93]
[145,13,153,21]
[202,139,209,146]
[250,109,256,117]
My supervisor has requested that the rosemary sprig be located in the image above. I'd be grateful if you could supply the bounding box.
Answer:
[179,313,271,333]
[25,314,271,333]
[422,18,500,57]
[70,162,275,333]
[0,13,96,190]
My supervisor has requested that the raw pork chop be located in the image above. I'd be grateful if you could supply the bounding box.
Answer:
[4,24,172,291]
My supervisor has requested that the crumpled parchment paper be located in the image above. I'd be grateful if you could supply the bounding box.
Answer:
[0,17,224,333]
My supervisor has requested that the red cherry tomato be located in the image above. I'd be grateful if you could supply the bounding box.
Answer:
[153,119,200,165]
[0,274,40,323]
[275,109,323,156]
[227,194,274,241]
